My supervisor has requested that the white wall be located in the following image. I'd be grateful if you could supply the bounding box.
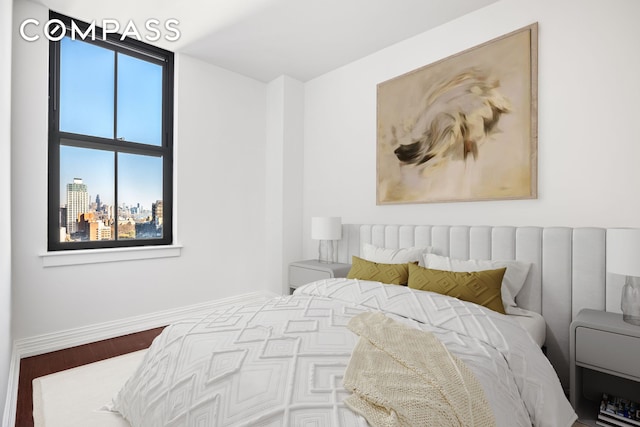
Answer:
[301,0,640,259]
[11,1,272,340]
[265,76,304,293]
[1,0,13,420]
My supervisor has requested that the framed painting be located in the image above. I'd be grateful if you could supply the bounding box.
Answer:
[377,23,538,204]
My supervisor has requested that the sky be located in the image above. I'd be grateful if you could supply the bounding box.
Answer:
[58,36,163,210]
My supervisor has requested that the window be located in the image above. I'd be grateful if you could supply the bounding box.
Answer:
[48,12,174,251]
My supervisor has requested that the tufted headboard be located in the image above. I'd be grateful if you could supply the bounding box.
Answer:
[335,224,624,391]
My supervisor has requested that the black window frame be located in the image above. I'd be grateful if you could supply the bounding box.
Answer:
[47,11,174,251]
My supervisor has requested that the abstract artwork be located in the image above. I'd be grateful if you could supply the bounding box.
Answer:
[377,24,538,204]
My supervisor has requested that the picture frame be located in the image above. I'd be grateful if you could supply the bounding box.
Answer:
[376,23,538,204]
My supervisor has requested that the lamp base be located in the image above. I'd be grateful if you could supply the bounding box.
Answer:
[317,240,337,264]
[621,276,640,326]
[623,314,640,326]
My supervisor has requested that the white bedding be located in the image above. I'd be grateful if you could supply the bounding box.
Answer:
[112,278,576,427]
[508,307,547,348]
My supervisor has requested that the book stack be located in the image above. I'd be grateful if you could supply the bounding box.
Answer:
[597,393,640,427]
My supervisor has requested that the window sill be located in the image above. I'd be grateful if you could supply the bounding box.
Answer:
[40,245,183,267]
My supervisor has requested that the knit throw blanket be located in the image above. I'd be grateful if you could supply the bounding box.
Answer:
[343,312,496,427]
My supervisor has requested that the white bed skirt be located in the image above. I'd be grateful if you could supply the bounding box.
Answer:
[32,350,146,427]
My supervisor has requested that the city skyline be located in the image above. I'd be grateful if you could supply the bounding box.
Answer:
[59,145,163,210]
[61,175,161,213]
[62,176,164,242]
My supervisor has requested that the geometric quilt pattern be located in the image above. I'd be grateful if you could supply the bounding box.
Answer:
[113,296,369,427]
[112,278,576,427]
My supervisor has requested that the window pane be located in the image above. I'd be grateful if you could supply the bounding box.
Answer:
[117,53,163,146]
[59,37,115,139]
[59,145,115,242]
[117,153,163,240]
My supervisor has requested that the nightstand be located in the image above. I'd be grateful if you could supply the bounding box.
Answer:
[288,260,351,294]
[570,309,640,426]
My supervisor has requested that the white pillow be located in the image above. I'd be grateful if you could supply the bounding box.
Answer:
[423,253,531,309]
[362,243,434,266]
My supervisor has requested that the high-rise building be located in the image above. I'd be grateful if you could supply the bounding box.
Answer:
[89,220,112,241]
[152,200,163,226]
[78,212,112,241]
[66,178,89,235]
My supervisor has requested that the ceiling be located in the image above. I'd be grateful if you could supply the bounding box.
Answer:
[30,0,499,82]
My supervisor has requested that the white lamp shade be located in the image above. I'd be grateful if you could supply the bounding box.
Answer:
[607,228,640,277]
[311,217,342,240]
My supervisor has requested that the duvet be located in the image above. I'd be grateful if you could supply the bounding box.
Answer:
[112,278,577,427]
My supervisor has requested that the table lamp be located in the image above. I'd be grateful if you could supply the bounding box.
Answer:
[607,228,640,325]
[311,217,341,263]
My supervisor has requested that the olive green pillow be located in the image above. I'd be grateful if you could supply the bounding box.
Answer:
[346,256,412,285]
[407,263,507,314]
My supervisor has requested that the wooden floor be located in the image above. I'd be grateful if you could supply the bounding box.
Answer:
[15,326,165,427]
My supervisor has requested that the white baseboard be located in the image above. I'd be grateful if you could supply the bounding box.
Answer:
[2,290,279,427]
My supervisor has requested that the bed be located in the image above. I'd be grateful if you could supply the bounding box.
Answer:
[34,224,623,427]
[100,224,620,427]
[108,277,574,427]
